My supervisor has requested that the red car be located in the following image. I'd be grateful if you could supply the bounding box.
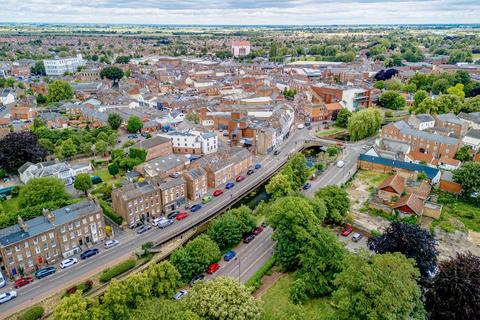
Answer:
[236,175,245,182]
[341,224,353,237]
[207,263,220,274]
[176,212,190,221]
[14,276,33,288]
[253,226,264,235]
[213,189,224,197]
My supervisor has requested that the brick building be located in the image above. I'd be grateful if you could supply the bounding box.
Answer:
[183,168,208,201]
[199,149,253,188]
[134,136,173,161]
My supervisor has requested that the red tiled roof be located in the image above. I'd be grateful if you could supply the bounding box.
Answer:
[378,174,405,194]
[393,193,424,216]
[232,41,251,46]
[325,102,343,111]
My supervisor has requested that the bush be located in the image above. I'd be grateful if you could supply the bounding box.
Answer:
[100,258,136,283]
[18,305,44,320]
[77,279,93,293]
[98,198,123,225]
[245,257,275,292]
[66,286,77,295]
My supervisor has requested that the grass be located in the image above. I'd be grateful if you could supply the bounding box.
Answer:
[93,168,115,183]
[261,274,336,320]
[316,127,346,137]
[354,170,390,188]
[433,192,479,232]
[1,196,20,214]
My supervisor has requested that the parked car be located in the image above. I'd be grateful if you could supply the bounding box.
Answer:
[136,224,152,234]
[273,150,280,155]
[253,226,264,235]
[225,182,235,189]
[169,172,181,178]
[176,212,190,221]
[104,239,119,249]
[158,218,174,229]
[167,211,180,220]
[207,263,220,274]
[255,163,262,170]
[60,258,78,269]
[0,291,16,304]
[247,169,254,175]
[302,183,311,190]
[14,277,33,289]
[202,195,213,204]
[190,204,202,212]
[127,134,138,139]
[352,232,364,242]
[336,160,345,168]
[80,248,99,260]
[190,274,205,285]
[213,189,224,197]
[0,272,5,288]
[173,290,188,301]
[236,175,245,182]
[224,250,236,262]
[35,266,56,279]
[261,222,268,228]
[243,234,255,243]
[341,225,353,237]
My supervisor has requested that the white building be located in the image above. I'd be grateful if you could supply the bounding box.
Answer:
[231,41,251,57]
[0,88,15,105]
[159,130,218,155]
[43,54,85,76]
[18,161,92,185]
[462,128,480,151]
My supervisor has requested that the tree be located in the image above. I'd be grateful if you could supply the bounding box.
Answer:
[108,163,119,177]
[170,234,221,281]
[127,116,143,133]
[58,138,77,159]
[348,108,383,141]
[379,91,406,110]
[207,212,242,250]
[425,252,480,320]
[108,113,122,130]
[145,261,182,298]
[95,140,108,155]
[185,112,201,124]
[30,61,46,76]
[282,153,309,189]
[115,56,130,64]
[447,83,466,101]
[432,78,450,95]
[315,185,350,224]
[373,80,385,90]
[453,161,480,197]
[130,298,200,320]
[462,96,480,113]
[332,252,425,320]
[184,277,263,320]
[374,69,398,81]
[384,78,403,91]
[19,177,69,208]
[368,221,438,279]
[326,145,340,157]
[413,90,429,109]
[433,94,463,114]
[101,279,131,320]
[229,205,256,236]
[107,132,118,147]
[335,108,351,128]
[46,80,74,103]
[100,66,124,85]
[128,147,147,162]
[0,131,47,171]
[74,173,93,196]
[54,292,90,320]
[266,173,293,198]
[455,146,473,162]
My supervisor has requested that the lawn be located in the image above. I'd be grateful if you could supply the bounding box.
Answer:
[435,193,480,232]
[261,274,336,320]
[1,196,20,215]
[351,170,390,190]
[93,168,115,183]
[316,127,346,138]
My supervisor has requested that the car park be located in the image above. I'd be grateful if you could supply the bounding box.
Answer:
[213,189,224,197]
[190,274,205,285]
[224,250,236,262]
[202,195,213,204]
[60,258,78,269]
[173,289,188,300]
[352,232,364,242]
[35,266,56,279]
[247,169,254,175]
[302,183,311,190]
[225,182,235,189]
[14,277,33,288]
[190,204,202,212]
[341,224,353,237]
[158,218,174,229]
[207,263,220,274]
[243,234,255,243]
[104,239,119,249]
[176,212,190,221]
[336,160,345,168]
[136,224,152,234]
[253,226,264,235]
[236,175,245,182]
[80,248,99,260]
[255,163,262,170]
[167,211,180,219]
[0,291,16,304]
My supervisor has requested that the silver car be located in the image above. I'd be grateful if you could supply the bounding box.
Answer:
[60,258,78,269]
[104,240,119,249]
[0,291,16,304]
[173,289,188,301]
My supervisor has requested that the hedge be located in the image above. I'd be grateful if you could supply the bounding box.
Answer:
[245,257,275,292]
[99,258,136,283]
[18,305,44,320]
[98,198,123,225]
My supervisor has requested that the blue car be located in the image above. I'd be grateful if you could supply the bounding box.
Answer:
[224,250,236,262]
[302,183,311,190]
[35,266,56,279]
[80,248,99,260]
[225,182,235,189]
[190,204,202,212]
[255,163,262,170]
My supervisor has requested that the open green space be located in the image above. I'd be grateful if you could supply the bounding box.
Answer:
[315,127,346,137]
[434,193,480,233]
[1,196,20,214]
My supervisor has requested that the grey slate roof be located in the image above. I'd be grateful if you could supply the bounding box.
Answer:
[416,114,435,122]
[465,128,480,140]
[394,120,459,145]
[134,136,171,150]
[436,112,464,125]
[458,112,480,124]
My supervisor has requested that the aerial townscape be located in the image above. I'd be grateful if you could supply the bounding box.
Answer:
[0,2,479,320]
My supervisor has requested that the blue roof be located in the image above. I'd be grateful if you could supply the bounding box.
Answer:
[359,154,440,180]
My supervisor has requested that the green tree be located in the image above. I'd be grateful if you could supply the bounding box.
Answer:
[130,298,200,320]
[432,78,450,95]
[265,173,293,198]
[229,205,256,236]
[115,56,131,64]
[413,90,429,109]
[462,96,480,113]
[107,132,118,147]
[56,138,77,159]
[127,116,143,133]
[122,272,152,309]
[108,113,122,130]
[433,94,463,114]
[283,153,309,189]
[332,252,425,320]
[327,145,340,157]
[100,66,124,85]
[384,78,403,91]
[54,292,90,320]
[447,83,465,101]
[129,147,147,162]
[453,161,480,198]
[348,108,383,141]
[146,261,182,298]
[455,146,473,162]
[108,163,119,177]
[30,61,46,76]
[73,173,93,196]
[19,177,69,208]
[185,112,201,124]
[335,108,352,128]
[184,277,263,320]
[207,212,242,250]
[95,140,108,155]
[46,80,74,103]
[315,185,350,224]
[379,91,406,110]
[101,279,130,320]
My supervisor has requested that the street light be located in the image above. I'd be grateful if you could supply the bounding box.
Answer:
[235,255,241,282]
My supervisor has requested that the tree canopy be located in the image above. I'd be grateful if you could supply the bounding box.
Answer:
[46,80,74,103]
[73,173,93,196]
[453,161,480,199]
[335,108,351,128]
[315,185,350,224]
[19,177,70,208]
[127,116,143,133]
[348,108,383,141]
[379,91,406,110]
[30,61,46,76]
[100,66,124,84]
[108,113,122,130]
[0,131,47,171]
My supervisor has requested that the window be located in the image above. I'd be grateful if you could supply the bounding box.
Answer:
[24,242,29,249]
[96,214,100,220]
[17,254,23,262]
[26,250,31,258]
[8,257,13,265]
[68,223,73,230]
[41,235,47,242]
[35,247,41,254]
[70,232,75,239]
[60,226,66,233]
[45,252,50,259]
[82,218,87,225]
[50,239,56,247]
[15,245,20,252]
[6,248,12,256]
[54,249,58,256]
[63,235,67,242]
[64,244,70,251]
[75,221,81,228]
[89,216,94,222]
[49,232,54,239]
[43,243,48,250]
[28,259,33,267]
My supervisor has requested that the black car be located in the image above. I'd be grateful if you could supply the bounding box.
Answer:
[273,150,280,155]
[247,169,254,175]
[243,234,255,244]
[190,274,205,285]
[167,211,180,219]
[80,248,99,260]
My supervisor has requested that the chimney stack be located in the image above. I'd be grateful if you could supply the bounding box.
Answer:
[42,208,56,224]
[17,216,28,232]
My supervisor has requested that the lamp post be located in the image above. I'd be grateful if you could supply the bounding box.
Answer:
[235,255,241,282]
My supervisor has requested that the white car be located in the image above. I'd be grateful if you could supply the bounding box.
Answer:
[0,291,16,304]
[173,289,188,301]
[0,271,5,288]
[104,239,119,249]
[336,160,345,168]
[60,258,78,269]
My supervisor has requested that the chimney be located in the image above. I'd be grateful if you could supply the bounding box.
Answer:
[17,216,28,232]
[43,208,55,224]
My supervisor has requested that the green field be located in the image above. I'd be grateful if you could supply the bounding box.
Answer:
[435,193,480,232]
[316,127,346,137]
[1,196,20,214]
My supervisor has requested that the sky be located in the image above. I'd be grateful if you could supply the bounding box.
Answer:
[2,0,480,25]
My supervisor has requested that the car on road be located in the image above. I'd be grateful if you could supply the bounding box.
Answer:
[225,182,235,189]
[273,150,280,155]
[247,169,255,175]
[297,124,305,129]
[0,291,16,304]
[302,183,311,190]
[176,212,190,221]
[80,248,99,260]
[336,160,345,168]
[253,226,264,235]
[190,274,205,285]
[60,258,78,269]
[213,189,224,197]
[35,266,56,279]
[224,250,236,262]
[236,175,245,182]
[104,239,119,249]
[158,218,174,229]
[243,234,255,243]
[127,134,138,139]
[0,272,5,288]
[190,204,202,212]
[14,277,33,289]
[352,232,364,242]
[341,225,353,237]
[202,195,213,204]
[136,224,152,234]
[173,289,188,301]
[166,211,180,220]
[207,263,220,274]
[255,163,262,170]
